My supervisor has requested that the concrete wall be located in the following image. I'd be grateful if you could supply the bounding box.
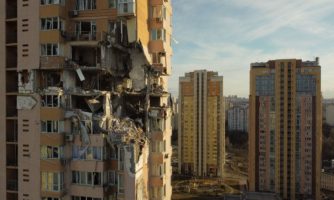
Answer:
[0,0,7,198]
[325,104,334,126]
[18,95,41,200]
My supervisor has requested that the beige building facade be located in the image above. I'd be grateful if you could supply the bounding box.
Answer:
[249,59,322,200]
[321,172,334,192]
[0,0,173,199]
[178,70,225,177]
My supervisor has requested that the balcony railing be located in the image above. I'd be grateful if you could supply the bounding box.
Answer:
[64,31,103,41]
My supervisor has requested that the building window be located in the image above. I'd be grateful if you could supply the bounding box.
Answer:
[41,0,64,5]
[76,0,96,10]
[42,198,61,200]
[72,171,102,186]
[71,197,101,200]
[109,0,117,8]
[152,140,164,153]
[151,29,166,41]
[41,145,64,159]
[41,95,61,107]
[41,17,64,31]
[118,148,124,170]
[41,44,60,56]
[41,121,64,133]
[107,171,116,185]
[41,172,64,192]
[72,146,103,160]
[75,21,96,40]
[118,174,124,194]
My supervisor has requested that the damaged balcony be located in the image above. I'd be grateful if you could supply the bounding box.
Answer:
[149,107,166,134]
[71,46,102,68]
[151,52,168,75]
[64,21,101,42]
[40,56,67,69]
[40,94,65,119]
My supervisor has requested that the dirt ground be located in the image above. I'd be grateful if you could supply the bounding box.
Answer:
[172,145,248,200]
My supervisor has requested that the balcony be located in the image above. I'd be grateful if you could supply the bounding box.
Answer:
[117,1,136,17]
[64,32,103,42]
[40,56,67,69]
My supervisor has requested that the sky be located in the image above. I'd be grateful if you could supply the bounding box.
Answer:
[169,0,334,98]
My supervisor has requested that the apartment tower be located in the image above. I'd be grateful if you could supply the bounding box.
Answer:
[248,59,322,200]
[0,0,173,200]
[178,70,225,177]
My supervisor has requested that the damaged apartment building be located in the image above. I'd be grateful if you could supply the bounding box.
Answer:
[0,0,173,200]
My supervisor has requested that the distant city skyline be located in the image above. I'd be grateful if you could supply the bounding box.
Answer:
[170,0,334,98]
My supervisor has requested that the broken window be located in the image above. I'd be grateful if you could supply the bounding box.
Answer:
[41,121,64,133]
[41,145,64,159]
[75,21,96,40]
[152,52,166,66]
[41,172,64,192]
[41,17,64,31]
[76,0,96,10]
[72,46,99,67]
[41,95,61,107]
[41,43,61,56]
[41,71,62,88]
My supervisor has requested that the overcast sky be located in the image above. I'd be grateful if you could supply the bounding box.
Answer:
[169,0,334,98]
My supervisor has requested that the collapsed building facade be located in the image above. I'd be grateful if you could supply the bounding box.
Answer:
[0,0,173,200]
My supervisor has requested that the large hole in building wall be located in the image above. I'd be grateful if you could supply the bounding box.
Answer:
[72,46,100,67]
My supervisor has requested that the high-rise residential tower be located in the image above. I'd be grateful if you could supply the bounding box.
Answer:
[249,59,322,200]
[178,70,225,177]
[0,0,173,199]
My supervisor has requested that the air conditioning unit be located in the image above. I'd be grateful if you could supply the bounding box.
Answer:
[65,134,73,142]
